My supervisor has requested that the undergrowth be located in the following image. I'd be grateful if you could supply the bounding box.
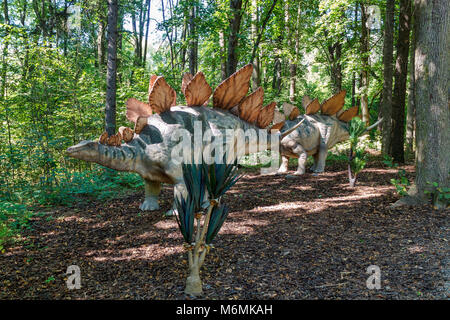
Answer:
[0,166,143,251]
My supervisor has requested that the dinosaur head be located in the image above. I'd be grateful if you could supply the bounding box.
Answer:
[66,140,100,162]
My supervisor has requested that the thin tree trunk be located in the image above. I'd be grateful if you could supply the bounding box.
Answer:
[161,0,175,75]
[226,0,243,77]
[1,0,14,184]
[251,0,259,90]
[405,3,416,157]
[328,42,342,93]
[381,0,395,154]
[143,0,151,68]
[181,10,187,71]
[249,0,277,87]
[351,73,356,106]
[117,5,124,83]
[188,0,197,75]
[288,2,301,102]
[360,3,370,125]
[272,48,282,94]
[391,0,411,163]
[105,0,118,136]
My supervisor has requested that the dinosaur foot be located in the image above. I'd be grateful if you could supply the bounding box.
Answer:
[164,209,176,217]
[139,198,160,211]
[286,171,305,179]
[312,170,324,176]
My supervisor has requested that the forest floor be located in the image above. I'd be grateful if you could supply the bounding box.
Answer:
[0,156,448,300]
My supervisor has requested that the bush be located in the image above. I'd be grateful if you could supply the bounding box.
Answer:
[22,167,144,206]
[0,201,33,252]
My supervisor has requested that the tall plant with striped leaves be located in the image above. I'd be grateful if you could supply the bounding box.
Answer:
[175,154,240,296]
[348,117,383,187]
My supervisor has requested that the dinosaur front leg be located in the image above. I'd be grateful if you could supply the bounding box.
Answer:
[278,155,290,173]
[139,180,161,211]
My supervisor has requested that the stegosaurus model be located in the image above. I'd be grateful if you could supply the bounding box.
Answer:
[67,64,300,212]
[67,63,360,212]
[276,91,359,175]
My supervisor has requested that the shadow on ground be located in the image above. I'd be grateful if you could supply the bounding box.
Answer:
[0,160,448,299]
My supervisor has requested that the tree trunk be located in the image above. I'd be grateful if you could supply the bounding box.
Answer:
[105,0,118,136]
[251,0,260,90]
[1,0,14,183]
[351,73,356,107]
[250,0,277,86]
[272,51,282,94]
[185,262,202,296]
[161,0,175,74]
[405,3,416,157]
[328,42,342,93]
[401,0,449,208]
[188,0,197,75]
[143,0,151,68]
[381,0,395,154]
[360,4,370,125]
[391,0,411,163]
[288,2,301,102]
[226,0,243,77]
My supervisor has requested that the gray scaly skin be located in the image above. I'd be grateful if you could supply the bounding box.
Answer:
[278,114,350,175]
[67,106,283,212]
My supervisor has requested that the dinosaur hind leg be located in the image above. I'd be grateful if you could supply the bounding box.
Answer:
[278,155,290,173]
[165,181,188,217]
[310,153,319,172]
[313,144,328,173]
[291,144,308,175]
[140,180,161,211]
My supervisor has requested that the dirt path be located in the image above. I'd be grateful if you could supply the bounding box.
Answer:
[1,160,448,299]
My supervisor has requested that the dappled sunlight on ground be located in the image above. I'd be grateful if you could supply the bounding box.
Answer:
[85,244,184,262]
[0,158,447,299]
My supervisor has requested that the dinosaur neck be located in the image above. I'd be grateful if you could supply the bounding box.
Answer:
[97,144,139,172]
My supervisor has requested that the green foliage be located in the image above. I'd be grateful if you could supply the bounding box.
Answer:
[350,148,367,175]
[181,163,206,209]
[390,169,410,196]
[206,204,229,244]
[174,196,196,244]
[0,201,33,252]
[384,155,411,197]
[349,117,367,146]
[203,160,241,200]
[0,0,388,248]
[383,154,398,168]
[424,182,450,207]
[348,117,369,182]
